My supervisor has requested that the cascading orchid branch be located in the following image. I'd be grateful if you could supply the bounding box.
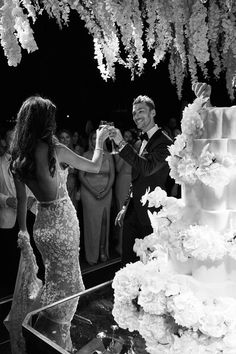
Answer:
[1,0,236,98]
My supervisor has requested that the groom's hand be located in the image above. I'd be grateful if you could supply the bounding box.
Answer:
[109,127,123,146]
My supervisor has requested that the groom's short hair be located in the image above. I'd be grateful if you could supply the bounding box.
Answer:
[133,95,155,111]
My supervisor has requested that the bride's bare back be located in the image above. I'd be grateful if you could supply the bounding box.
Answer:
[25,138,108,203]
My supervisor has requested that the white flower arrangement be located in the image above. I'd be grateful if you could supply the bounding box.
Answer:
[138,186,236,263]
[167,98,236,190]
[182,225,227,261]
[112,179,236,350]
[112,265,236,353]
[133,233,169,266]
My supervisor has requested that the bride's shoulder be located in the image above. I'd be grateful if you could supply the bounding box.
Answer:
[54,141,65,151]
[54,142,70,157]
[35,141,49,158]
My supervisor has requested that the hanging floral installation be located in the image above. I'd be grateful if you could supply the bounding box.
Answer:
[0,0,236,99]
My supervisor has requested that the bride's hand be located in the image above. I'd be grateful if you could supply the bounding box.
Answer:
[96,125,109,145]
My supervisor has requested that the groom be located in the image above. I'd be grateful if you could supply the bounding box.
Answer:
[110,95,173,266]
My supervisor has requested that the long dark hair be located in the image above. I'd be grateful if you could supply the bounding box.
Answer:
[11,95,57,180]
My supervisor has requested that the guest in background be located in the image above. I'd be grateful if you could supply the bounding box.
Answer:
[85,119,94,138]
[72,130,85,156]
[72,130,79,148]
[0,124,37,297]
[57,128,73,149]
[79,130,115,265]
[123,128,140,148]
[113,128,139,255]
[164,117,181,140]
[70,129,85,251]
[57,128,79,209]
[0,131,7,155]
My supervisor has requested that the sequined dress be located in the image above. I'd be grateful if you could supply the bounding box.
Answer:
[5,157,85,353]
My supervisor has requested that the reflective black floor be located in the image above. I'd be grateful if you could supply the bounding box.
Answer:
[0,256,121,353]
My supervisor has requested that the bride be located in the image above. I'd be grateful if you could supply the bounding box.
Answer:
[4,95,109,353]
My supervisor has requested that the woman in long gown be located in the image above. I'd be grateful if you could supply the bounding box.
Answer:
[5,96,109,354]
[113,129,140,254]
[57,128,80,210]
[79,131,115,265]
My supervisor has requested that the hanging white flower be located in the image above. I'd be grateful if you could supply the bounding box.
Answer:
[1,0,236,98]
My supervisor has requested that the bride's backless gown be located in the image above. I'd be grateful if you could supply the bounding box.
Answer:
[5,152,85,353]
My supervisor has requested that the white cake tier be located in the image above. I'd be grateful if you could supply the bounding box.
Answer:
[227,257,236,282]
[181,202,236,234]
[191,139,236,209]
[168,253,236,298]
[193,138,236,157]
[192,138,228,158]
[192,257,228,282]
[201,106,236,139]
[168,250,192,275]
[168,273,236,299]
[198,210,236,231]
[196,182,227,211]
[199,209,229,232]
[183,182,227,211]
[183,181,236,212]
[174,107,236,299]
[190,257,236,298]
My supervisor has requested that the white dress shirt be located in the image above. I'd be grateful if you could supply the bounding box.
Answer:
[139,124,159,155]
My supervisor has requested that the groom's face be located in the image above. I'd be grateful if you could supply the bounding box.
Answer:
[132,102,155,132]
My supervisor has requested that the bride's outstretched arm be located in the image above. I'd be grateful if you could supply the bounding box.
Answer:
[57,126,110,173]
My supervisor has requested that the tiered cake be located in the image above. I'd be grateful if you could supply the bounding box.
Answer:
[182,106,236,297]
[112,99,236,354]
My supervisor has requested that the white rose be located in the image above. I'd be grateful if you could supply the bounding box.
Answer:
[138,289,166,315]
[139,313,171,344]
[199,308,228,338]
[112,302,141,332]
[168,291,203,328]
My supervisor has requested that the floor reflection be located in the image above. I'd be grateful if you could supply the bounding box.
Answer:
[69,283,147,353]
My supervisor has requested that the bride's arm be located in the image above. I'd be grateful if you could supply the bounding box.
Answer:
[14,177,28,232]
[57,127,109,173]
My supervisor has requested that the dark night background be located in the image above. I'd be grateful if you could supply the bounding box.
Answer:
[0,9,234,134]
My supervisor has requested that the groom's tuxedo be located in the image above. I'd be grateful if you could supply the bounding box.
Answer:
[119,128,173,265]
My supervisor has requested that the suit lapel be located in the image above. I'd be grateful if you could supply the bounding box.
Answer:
[132,129,163,181]
[144,128,162,151]
[136,140,142,154]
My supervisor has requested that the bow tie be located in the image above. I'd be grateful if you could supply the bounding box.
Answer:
[140,132,149,141]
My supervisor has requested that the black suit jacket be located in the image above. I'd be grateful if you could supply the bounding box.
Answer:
[119,129,173,225]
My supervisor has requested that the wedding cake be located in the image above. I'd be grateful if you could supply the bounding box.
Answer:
[112,98,236,354]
